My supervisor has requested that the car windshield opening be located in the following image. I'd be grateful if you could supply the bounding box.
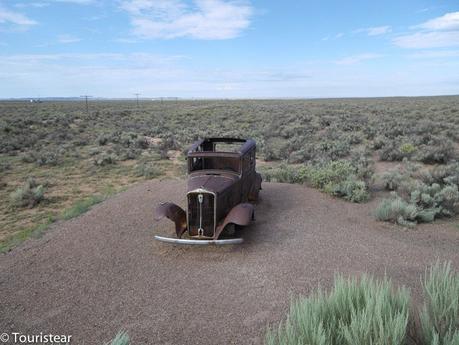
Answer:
[189,156,240,173]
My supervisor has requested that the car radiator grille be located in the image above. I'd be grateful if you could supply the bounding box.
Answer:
[188,192,215,237]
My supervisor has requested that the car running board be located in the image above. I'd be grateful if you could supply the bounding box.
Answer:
[154,235,243,245]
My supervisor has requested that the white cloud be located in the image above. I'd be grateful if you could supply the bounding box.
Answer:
[394,31,459,49]
[57,34,81,43]
[335,53,382,65]
[52,0,96,4]
[416,11,459,31]
[407,50,459,59]
[394,12,459,49]
[14,2,50,8]
[355,25,391,36]
[120,0,253,40]
[0,5,37,27]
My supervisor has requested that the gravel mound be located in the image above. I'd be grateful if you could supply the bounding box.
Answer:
[1,180,458,344]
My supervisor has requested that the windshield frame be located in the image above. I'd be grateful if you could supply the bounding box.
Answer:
[187,152,242,175]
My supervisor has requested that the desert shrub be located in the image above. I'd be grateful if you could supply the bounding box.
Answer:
[305,160,355,189]
[414,137,455,164]
[302,160,370,202]
[134,162,161,179]
[0,160,11,172]
[325,176,369,202]
[93,152,117,166]
[97,133,110,145]
[265,274,410,345]
[375,193,418,226]
[317,140,351,160]
[420,261,459,345]
[379,139,415,161]
[380,170,406,191]
[263,138,290,161]
[115,146,141,161]
[400,143,416,155]
[21,152,37,163]
[35,151,59,166]
[10,177,44,208]
[376,183,459,226]
[104,331,130,345]
[261,164,307,184]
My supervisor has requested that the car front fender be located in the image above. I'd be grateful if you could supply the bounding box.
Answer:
[155,202,187,238]
[213,203,254,240]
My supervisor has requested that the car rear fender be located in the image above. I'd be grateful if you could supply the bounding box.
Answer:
[213,203,254,240]
[155,202,187,238]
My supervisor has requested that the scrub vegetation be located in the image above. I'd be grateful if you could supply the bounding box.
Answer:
[266,261,459,345]
[1,96,459,249]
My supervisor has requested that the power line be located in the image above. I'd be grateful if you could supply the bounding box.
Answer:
[134,93,140,107]
[80,95,92,114]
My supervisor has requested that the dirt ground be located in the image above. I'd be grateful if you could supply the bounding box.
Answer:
[1,180,458,345]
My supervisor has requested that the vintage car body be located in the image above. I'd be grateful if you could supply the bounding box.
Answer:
[155,138,262,244]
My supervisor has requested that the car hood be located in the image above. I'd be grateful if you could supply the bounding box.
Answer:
[187,171,239,195]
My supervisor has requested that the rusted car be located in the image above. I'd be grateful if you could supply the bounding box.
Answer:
[155,138,262,244]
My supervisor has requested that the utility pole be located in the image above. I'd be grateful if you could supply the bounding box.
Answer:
[80,95,92,114]
[134,93,140,107]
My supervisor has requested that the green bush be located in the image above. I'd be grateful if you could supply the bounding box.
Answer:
[420,261,459,345]
[400,143,416,155]
[266,274,410,345]
[306,160,355,189]
[375,193,418,226]
[10,177,44,208]
[104,331,130,345]
[325,176,370,203]
[304,160,370,203]
[134,163,161,179]
[94,152,117,166]
[261,164,307,184]
[35,151,59,166]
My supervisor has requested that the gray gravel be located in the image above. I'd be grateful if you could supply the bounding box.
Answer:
[1,180,458,345]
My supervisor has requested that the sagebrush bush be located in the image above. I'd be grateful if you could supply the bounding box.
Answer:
[35,151,59,166]
[420,261,459,345]
[261,164,307,184]
[266,274,410,345]
[376,160,459,225]
[104,331,130,345]
[304,160,371,203]
[375,193,418,226]
[134,162,161,179]
[325,176,369,203]
[10,177,44,208]
[93,152,117,166]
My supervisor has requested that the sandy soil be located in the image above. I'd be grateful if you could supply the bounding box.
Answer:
[1,180,458,345]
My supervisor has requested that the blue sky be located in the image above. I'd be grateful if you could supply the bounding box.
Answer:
[0,0,458,98]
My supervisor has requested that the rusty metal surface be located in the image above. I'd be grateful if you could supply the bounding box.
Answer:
[213,203,254,240]
[154,202,187,238]
[155,138,261,242]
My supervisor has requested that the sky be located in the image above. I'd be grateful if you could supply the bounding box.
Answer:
[0,0,459,98]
